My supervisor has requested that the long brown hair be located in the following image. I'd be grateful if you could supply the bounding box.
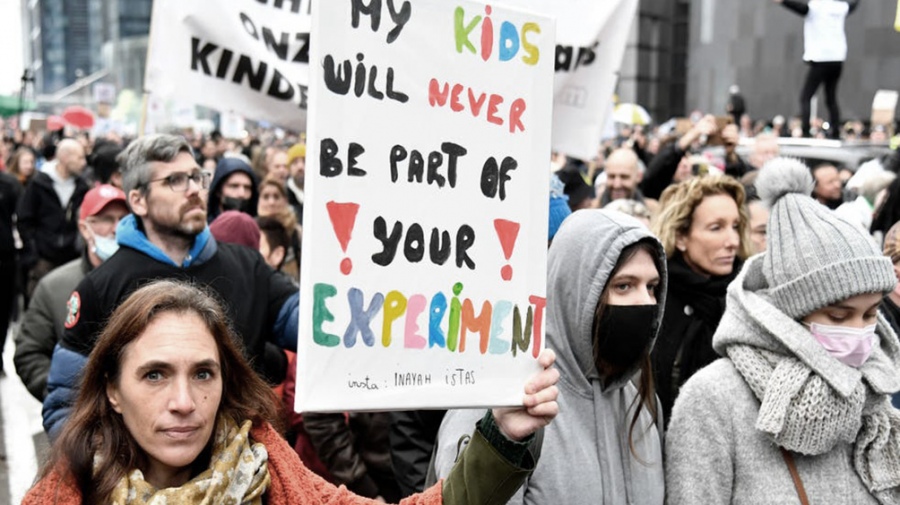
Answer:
[8,147,35,185]
[592,240,661,459]
[38,280,282,503]
[258,177,298,229]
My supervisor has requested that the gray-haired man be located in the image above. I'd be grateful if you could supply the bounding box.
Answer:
[43,134,300,437]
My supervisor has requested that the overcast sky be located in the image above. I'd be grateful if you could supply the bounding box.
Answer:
[0,0,25,96]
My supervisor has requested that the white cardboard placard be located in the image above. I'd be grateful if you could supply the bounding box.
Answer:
[296,0,555,412]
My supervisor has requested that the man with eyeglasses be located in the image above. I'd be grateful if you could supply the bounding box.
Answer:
[42,134,300,438]
[14,185,127,400]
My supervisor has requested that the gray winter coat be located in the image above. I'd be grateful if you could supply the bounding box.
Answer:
[14,256,90,400]
[433,209,668,505]
[666,253,900,505]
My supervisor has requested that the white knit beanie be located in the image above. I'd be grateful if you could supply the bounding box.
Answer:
[756,158,896,319]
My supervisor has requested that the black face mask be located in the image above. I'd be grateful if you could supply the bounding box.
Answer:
[221,196,252,214]
[595,304,659,372]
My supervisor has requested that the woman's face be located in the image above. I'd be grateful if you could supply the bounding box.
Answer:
[258,185,286,216]
[801,292,882,329]
[677,194,741,277]
[107,311,222,488]
[606,248,660,306]
[17,152,35,178]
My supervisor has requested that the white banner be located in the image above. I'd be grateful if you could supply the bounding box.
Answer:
[296,0,555,412]
[503,0,637,160]
[145,0,311,130]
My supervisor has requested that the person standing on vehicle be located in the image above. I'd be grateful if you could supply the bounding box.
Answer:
[773,0,861,139]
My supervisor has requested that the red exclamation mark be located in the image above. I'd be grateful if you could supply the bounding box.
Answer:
[494,218,520,281]
[326,201,360,275]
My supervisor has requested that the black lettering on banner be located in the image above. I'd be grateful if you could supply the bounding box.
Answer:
[347,143,367,177]
[241,12,259,40]
[372,216,402,266]
[320,138,342,177]
[293,33,310,63]
[262,26,290,60]
[389,145,407,183]
[480,156,517,200]
[441,142,466,188]
[256,0,307,14]
[189,37,308,109]
[555,42,599,72]
[268,68,294,99]
[429,229,451,265]
[324,55,352,95]
[404,223,425,263]
[350,0,412,43]
[456,225,475,269]
[215,49,234,78]
[191,38,217,73]
[318,140,367,177]
[385,0,411,43]
[241,11,311,63]
[351,0,382,32]
[233,55,267,91]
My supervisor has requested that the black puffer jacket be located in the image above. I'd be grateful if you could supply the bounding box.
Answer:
[15,170,88,268]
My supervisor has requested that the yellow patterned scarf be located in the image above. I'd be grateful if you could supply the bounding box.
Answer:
[109,417,270,504]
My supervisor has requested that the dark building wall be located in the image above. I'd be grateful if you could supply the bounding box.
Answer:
[119,0,152,38]
[29,0,151,95]
[619,0,691,122]
[686,0,900,125]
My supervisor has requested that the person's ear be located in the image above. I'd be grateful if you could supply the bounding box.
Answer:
[107,383,122,414]
[77,220,93,244]
[675,234,687,253]
[129,189,148,218]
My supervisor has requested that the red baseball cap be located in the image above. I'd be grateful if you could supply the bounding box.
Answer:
[80,184,127,220]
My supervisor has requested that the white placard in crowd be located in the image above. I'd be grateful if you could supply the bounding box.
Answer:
[502,0,637,160]
[296,0,555,412]
[144,0,311,130]
[219,110,246,139]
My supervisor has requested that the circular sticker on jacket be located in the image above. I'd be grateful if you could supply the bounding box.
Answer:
[64,292,81,329]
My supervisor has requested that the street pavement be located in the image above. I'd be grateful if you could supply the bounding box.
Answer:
[0,323,48,505]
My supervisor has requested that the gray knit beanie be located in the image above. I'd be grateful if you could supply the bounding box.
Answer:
[756,157,896,319]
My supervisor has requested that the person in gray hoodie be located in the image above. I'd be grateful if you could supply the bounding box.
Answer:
[666,158,900,504]
[431,209,668,505]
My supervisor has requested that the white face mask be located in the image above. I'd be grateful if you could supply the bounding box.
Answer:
[91,233,120,262]
[807,322,876,368]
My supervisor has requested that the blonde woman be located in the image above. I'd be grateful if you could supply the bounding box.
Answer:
[667,158,900,503]
[257,177,302,282]
[650,175,751,424]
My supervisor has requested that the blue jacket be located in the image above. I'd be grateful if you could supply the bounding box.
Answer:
[43,215,299,437]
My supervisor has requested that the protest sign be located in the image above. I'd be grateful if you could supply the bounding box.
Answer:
[144,0,311,130]
[296,0,555,412]
[502,0,637,160]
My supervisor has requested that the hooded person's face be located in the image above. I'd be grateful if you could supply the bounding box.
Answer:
[593,247,661,380]
[218,172,254,214]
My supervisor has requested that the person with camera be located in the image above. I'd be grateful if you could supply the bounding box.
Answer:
[641,115,749,199]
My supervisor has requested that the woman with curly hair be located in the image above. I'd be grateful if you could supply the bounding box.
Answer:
[650,174,752,424]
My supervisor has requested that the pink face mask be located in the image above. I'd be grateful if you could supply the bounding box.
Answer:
[807,322,876,368]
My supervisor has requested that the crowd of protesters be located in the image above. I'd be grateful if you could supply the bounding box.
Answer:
[2,98,900,504]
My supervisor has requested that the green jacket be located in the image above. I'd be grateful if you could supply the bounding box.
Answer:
[441,413,540,505]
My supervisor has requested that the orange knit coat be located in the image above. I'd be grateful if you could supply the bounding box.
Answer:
[22,422,443,505]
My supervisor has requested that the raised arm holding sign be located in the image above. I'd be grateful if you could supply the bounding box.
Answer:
[297,0,554,413]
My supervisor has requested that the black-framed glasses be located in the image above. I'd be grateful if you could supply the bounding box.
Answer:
[144,171,212,192]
